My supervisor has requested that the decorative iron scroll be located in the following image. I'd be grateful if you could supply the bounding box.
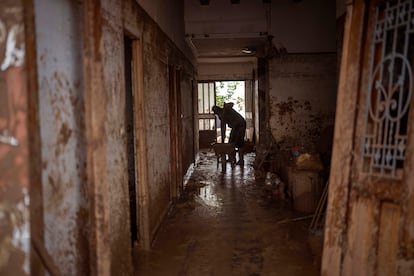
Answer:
[362,0,413,179]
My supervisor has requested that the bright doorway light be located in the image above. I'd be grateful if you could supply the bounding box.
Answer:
[215,81,245,142]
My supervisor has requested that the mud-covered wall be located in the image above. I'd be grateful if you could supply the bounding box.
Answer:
[34,0,89,274]
[269,54,336,148]
[123,0,196,248]
[0,1,31,274]
[139,7,196,239]
[101,0,132,274]
[142,19,172,237]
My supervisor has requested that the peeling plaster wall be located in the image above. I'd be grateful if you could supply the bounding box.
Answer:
[101,0,133,274]
[269,54,337,148]
[34,0,89,274]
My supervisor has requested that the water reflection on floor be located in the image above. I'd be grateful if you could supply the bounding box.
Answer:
[134,151,320,276]
[198,182,222,208]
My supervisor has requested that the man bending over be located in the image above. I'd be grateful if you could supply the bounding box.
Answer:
[212,102,246,165]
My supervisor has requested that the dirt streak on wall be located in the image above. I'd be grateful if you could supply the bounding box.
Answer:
[101,0,133,274]
[117,0,196,258]
[34,0,89,274]
[139,5,196,239]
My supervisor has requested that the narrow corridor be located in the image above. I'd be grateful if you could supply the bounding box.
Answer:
[134,151,320,276]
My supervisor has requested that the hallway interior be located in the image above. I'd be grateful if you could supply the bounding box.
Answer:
[134,151,319,276]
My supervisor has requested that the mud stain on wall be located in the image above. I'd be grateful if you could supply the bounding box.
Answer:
[269,54,337,149]
[0,2,30,274]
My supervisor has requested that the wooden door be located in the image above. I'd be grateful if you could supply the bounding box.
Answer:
[323,0,414,275]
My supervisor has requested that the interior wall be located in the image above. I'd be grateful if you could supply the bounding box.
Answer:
[34,0,89,274]
[124,0,196,243]
[101,0,132,274]
[137,0,194,63]
[270,0,336,53]
[141,11,196,239]
[198,60,256,81]
[268,54,337,148]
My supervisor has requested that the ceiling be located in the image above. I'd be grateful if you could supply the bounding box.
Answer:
[184,0,336,64]
[187,36,267,59]
[184,0,270,62]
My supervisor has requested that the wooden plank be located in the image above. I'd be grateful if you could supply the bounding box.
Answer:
[377,202,400,276]
[82,0,111,275]
[342,198,376,276]
[133,38,151,250]
[321,1,367,275]
[23,0,44,274]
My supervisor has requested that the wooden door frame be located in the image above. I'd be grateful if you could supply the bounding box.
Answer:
[82,0,111,274]
[131,38,151,250]
[169,65,183,200]
[322,0,367,274]
[24,0,44,273]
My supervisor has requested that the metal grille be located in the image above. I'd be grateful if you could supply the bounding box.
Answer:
[362,0,413,179]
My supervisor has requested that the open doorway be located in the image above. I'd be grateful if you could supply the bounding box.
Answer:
[214,81,245,143]
[197,80,253,149]
[124,35,138,246]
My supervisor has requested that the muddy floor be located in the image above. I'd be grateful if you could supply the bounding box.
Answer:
[134,151,321,276]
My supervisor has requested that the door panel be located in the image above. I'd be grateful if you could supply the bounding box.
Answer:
[377,202,400,276]
[347,0,414,273]
[342,198,376,276]
[323,0,414,275]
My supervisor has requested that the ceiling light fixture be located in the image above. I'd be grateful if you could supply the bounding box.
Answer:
[241,48,254,54]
